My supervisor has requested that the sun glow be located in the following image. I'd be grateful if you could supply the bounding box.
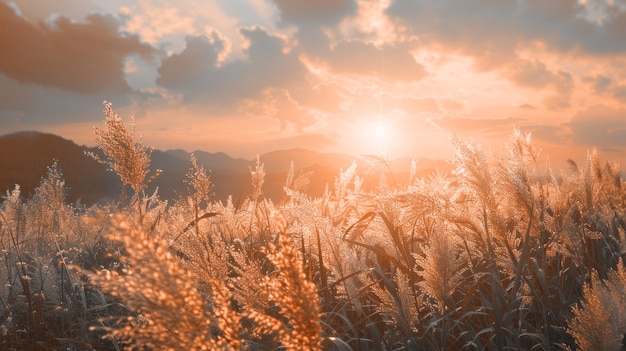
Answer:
[370,120,391,141]
[356,117,395,155]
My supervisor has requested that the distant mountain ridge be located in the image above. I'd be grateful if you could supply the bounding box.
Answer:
[0,131,452,204]
[0,131,119,204]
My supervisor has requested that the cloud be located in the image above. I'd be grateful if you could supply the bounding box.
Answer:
[375,93,468,117]
[269,0,361,71]
[584,74,613,94]
[383,0,626,112]
[509,59,573,92]
[273,0,357,26]
[0,2,155,94]
[157,26,317,128]
[158,27,305,99]
[8,0,100,22]
[507,59,574,110]
[0,71,161,129]
[118,3,197,46]
[435,116,526,135]
[522,0,583,21]
[386,1,522,70]
[523,124,569,145]
[270,89,314,130]
[614,85,626,102]
[387,0,626,57]
[582,74,626,104]
[324,41,427,82]
[605,6,626,42]
[289,83,344,113]
[239,88,317,131]
[2,0,626,164]
[518,103,537,110]
[568,105,626,150]
[156,34,224,90]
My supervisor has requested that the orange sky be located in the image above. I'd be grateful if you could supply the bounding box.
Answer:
[1,0,626,169]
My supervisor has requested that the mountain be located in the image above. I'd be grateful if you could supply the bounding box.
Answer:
[150,149,252,202]
[0,131,119,204]
[0,132,452,205]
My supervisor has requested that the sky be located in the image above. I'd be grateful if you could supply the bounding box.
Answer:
[1,0,626,168]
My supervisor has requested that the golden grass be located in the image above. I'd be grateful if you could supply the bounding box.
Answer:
[2,105,626,350]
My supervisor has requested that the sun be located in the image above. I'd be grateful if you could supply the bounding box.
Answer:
[359,118,395,155]
[371,121,391,141]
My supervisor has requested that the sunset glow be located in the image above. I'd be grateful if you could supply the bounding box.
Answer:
[3,3,626,349]
[0,0,625,167]
[371,120,391,142]
[354,117,395,155]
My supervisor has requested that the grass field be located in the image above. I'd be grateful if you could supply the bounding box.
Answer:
[1,105,625,350]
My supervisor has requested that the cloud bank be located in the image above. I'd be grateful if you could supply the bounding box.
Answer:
[0,0,625,162]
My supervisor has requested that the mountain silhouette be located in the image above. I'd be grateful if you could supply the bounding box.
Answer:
[0,132,452,205]
[0,131,119,204]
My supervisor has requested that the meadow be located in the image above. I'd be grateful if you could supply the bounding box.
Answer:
[1,104,625,350]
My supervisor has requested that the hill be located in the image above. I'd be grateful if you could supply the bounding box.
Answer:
[0,131,118,204]
[0,132,452,204]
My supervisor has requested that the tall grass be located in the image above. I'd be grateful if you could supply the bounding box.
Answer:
[1,104,626,350]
